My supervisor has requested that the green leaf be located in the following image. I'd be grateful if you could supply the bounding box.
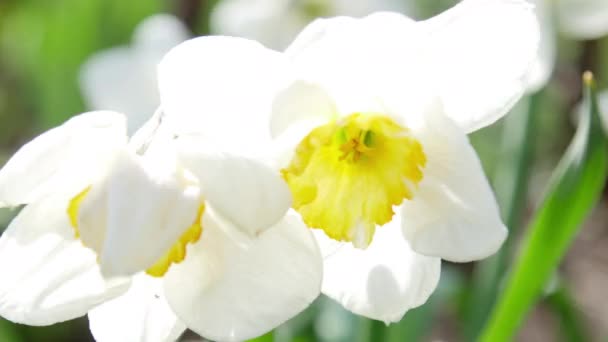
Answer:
[479,72,608,341]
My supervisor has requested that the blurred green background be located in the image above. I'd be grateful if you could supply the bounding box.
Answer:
[0,0,607,341]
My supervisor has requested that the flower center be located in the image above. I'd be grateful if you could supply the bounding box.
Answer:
[67,187,204,277]
[282,113,426,248]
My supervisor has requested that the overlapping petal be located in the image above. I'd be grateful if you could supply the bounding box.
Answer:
[0,111,127,207]
[0,194,129,325]
[157,36,291,156]
[270,80,337,139]
[420,0,540,132]
[82,150,200,277]
[285,13,433,118]
[88,274,186,342]
[163,210,322,341]
[177,139,291,237]
[402,109,507,262]
[315,217,440,323]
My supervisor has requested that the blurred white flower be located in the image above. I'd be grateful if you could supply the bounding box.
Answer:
[80,14,189,134]
[556,0,608,40]
[0,35,324,341]
[210,0,413,50]
[271,0,539,322]
[526,0,608,93]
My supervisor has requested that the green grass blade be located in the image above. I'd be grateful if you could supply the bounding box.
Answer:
[479,72,608,341]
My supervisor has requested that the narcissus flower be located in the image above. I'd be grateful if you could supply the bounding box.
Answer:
[0,36,323,342]
[271,0,539,322]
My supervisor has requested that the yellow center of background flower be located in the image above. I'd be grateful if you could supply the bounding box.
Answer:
[67,188,204,277]
[282,113,426,248]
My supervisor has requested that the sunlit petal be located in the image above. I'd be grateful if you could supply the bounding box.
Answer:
[0,111,126,207]
[88,274,186,342]
[0,194,128,325]
[402,109,507,262]
[164,210,322,341]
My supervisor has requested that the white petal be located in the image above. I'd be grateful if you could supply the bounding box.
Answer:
[163,210,322,341]
[316,215,440,323]
[0,111,127,207]
[177,137,291,237]
[0,194,128,325]
[127,108,164,154]
[157,36,290,156]
[421,0,540,132]
[402,109,507,262]
[557,0,608,39]
[89,274,186,342]
[210,0,307,50]
[285,14,434,118]
[525,0,555,93]
[270,81,337,139]
[87,150,200,277]
[269,82,338,170]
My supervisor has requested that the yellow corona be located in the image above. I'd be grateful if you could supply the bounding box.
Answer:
[282,113,426,248]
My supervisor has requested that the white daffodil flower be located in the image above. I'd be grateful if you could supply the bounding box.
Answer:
[270,0,539,323]
[0,36,323,341]
[80,14,189,134]
[81,116,321,342]
[210,0,412,50]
